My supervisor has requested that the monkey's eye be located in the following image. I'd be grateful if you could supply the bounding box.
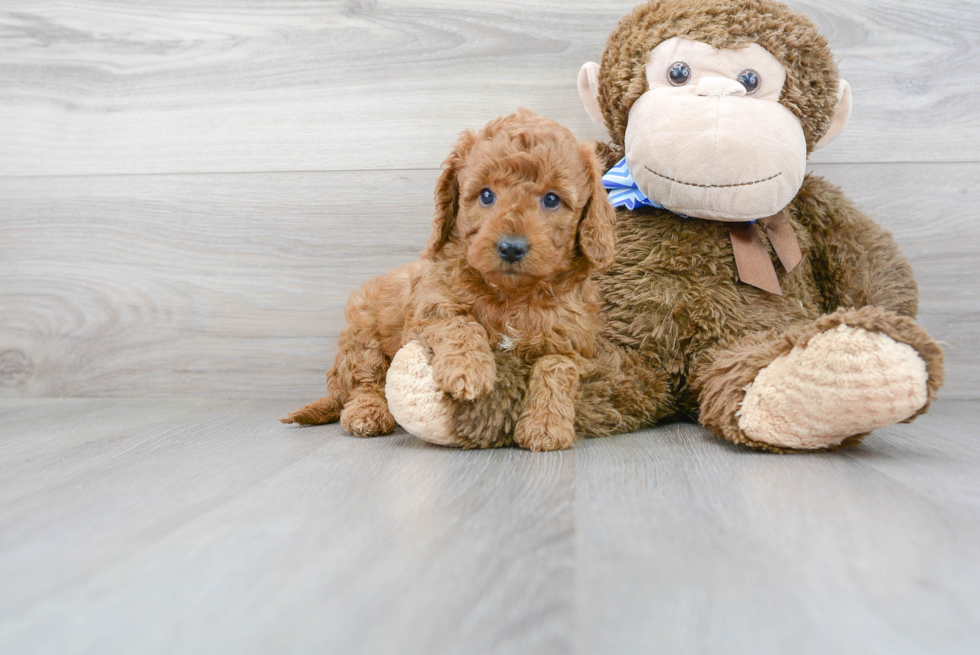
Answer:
[541,192,561,210]
[668,62,691,86]
[479,188,496,207]
[737,69,760,94]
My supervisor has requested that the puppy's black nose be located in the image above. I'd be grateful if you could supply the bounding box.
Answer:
[496,236,529,263]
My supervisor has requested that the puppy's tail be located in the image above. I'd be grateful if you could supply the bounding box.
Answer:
[280,395,343,426]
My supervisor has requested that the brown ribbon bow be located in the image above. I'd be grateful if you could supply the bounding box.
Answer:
[726,208,802,296]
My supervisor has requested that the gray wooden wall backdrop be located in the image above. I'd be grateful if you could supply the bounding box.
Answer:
[1,0,978,399]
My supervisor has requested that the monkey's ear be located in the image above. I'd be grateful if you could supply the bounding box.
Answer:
[424,131,477,258]
[814,79,852,151]
[577,142,617,271]
[578,62,611,140]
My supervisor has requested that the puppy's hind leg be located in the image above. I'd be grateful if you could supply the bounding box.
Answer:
[340,390,396,437]
[336,349,397,437]
[281,336,396,436]
[283,275,404,435]
[280,364,395,436]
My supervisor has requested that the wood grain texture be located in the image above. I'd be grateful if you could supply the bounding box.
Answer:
[1,163,976,399]
[575,404,980,655]
[0,398,978,653]
[0,0,977,176]
[0,398,574,655]
[0,171,435,397]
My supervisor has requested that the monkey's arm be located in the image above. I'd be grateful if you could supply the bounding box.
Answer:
[794,175,918,317]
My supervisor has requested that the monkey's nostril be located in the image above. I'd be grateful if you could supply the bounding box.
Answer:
[496,236,529,263]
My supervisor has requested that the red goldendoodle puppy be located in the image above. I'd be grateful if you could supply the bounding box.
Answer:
[282,109,616,450]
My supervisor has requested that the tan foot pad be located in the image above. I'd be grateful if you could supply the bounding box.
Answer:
[385,341,460,446]
[737,324,929,449]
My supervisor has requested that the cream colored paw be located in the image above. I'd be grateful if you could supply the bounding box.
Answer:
[385,341,463,446]
[737,324,929,449]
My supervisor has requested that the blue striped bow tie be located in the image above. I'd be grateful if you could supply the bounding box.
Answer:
[602,157,665,210]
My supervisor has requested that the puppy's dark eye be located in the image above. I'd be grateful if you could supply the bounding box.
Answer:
[541,192,561,210]
[668,62,691,86]
[479,188,496,207]
[737,69,760,94]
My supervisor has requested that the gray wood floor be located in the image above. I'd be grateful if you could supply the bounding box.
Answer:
[1,398,978,654]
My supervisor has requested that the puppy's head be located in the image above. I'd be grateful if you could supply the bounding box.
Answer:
[424,109,616,289]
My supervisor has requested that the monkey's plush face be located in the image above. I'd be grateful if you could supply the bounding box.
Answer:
[625,38,808,222]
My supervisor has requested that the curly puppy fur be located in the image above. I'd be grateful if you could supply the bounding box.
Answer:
[283,109,616,450]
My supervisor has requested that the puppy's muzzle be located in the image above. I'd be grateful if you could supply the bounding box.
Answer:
[496,235,529,263]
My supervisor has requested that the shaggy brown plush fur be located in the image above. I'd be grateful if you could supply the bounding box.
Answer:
[283,109,616,451]
[432,0,944,452]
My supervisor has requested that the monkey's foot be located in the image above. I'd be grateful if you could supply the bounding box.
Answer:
[737,323,928,449]
[386,341,464,446]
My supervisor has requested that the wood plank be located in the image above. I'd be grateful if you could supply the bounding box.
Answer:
[0,398,575,655]
[842,401,980,516]
[1,163,975,399]
[0,171,435,397]
[575,405,980,654]
[0,0,977,176]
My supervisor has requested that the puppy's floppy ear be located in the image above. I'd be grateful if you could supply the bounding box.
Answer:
[424,130,477,258]
[576,142,617,270]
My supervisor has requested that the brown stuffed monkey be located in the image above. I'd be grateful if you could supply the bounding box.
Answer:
[384,0,944,452]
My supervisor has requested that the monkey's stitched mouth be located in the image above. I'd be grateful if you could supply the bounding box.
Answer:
[645,166,782,189]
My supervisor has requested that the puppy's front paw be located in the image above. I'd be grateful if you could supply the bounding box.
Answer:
[514,412,575,452]
[431,350,497,400]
